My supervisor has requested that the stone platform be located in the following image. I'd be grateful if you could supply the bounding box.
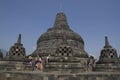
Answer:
[0,71,120,80]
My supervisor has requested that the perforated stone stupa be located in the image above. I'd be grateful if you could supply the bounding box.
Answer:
[5,34,26,61]
[31,12,88,58]
[30,12,89,72]
[93,36,120,71]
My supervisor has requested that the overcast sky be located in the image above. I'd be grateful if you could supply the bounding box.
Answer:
[0,0,120,59]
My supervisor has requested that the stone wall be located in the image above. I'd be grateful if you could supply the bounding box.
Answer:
[0,71,120,80]
[0,61,33,71]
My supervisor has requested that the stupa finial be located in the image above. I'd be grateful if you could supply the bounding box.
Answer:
[54,12,69,29]
[17,34,21,44]
[104,36,112,48]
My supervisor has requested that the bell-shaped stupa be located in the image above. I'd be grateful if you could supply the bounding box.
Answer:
[31,13,88,58]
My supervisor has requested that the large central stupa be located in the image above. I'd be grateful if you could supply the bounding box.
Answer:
[31,12,88,58]
[30,12,88,73]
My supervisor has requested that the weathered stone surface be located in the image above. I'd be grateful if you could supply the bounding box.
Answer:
[94,36,120,71]
[98,36,119,63]
[0,49,3,59]
[0,61,33,71]
[31,13,88,58]
[5,34,26,61]
[0,71,120,80]
[29,12,89,73]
